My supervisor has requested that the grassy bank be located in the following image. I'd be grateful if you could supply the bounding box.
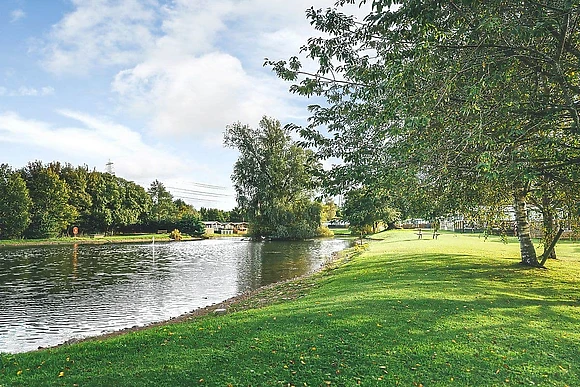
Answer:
[1,230,579,386]
[0,233,200,248]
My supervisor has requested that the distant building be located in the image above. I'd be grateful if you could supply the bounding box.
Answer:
[202,221,221,234]
[202,221,248,235]
[220,222,234,235]
[232,222,248,234]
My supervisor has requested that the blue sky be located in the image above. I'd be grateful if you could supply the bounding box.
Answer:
[0,0,366,209]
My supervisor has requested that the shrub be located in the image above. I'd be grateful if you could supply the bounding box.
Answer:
[316,226,334,237]
[169,229,182,241]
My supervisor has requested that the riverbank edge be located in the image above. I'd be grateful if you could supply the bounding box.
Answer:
[0,235,205,248]
[34,239,366,353]
[0,230,351,249]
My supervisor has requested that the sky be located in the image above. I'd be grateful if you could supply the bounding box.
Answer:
[0,0,367,210]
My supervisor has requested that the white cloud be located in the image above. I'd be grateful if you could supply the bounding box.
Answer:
[38,0,356,139]
[112,51,298,140]
[109,0,339,140]
[0,110,203,182]
[10,9,26,23]
[16,86,38,96]
[42,0,159,74]
[41,87,55,96]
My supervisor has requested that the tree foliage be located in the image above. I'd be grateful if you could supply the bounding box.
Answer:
[20,161,77,238]
[268,0,580,265]
[224,116,324,239]
[0,160,208,239]
[342,187,400,235]
[0,164,31,238]
[175,213,205,237]
[320,198,338,222]
[148,180,178,223]
[199,207,229,223]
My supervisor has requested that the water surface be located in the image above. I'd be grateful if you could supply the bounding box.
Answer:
[0,238,350,353]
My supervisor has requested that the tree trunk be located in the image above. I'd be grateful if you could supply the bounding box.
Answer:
[541,195,557,259]
[514,189,539,266]
[539,227,564,267]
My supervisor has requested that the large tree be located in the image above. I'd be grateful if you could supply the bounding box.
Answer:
[59,163,93,234]
[117,177,152,229]
[0,164,31,239]
[268,0,580,266]
[84,172,152,234]
[224,116,323,239]
[20,161,77,238]
[148,180,178,225]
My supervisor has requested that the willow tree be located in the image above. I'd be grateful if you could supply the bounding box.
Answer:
[224,116,323,239]
[268,0,580,266]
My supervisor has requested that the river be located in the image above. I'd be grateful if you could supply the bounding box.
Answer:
[0,237,350,354]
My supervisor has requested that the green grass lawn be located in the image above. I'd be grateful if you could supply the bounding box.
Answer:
[330,228,352,236]
[1,230,579,386]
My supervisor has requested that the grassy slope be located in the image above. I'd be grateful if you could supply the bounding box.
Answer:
[1,230,579,386]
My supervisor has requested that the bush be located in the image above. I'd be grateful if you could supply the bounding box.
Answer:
[169,229,182,241]
[316,226,334,237]
[176,215,204,237]
[349,224,374,237]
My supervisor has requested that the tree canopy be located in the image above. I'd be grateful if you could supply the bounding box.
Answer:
[268,0,580,266]
[224,116,325,239]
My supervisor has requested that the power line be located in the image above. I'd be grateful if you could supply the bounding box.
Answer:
[167,186,232,198]
[172,194,220,204]
[181,181,229,190]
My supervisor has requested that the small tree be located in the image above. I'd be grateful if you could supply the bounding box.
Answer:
[176,213,205,237]
[169,229,182,241]
[342,187,399,236]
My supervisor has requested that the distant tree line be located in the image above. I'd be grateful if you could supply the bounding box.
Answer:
[0,161,242,240]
